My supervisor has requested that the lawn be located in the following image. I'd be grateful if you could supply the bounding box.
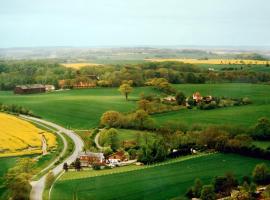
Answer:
[153,83,270,127]
[0,87,156,129]
[51,153,270,200]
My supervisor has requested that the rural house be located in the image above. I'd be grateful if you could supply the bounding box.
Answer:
[14,84,46,94]
[45,85,55,92]
[192,92,203,102]
[108,151,127,162]
[78,151,105,167]
[162,96,176,103]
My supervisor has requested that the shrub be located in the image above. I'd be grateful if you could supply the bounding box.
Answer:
[252,163,270,185]
[200,185,216,200]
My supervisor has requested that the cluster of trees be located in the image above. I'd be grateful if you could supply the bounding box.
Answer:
[0,60,75,90]
[0,103,35,116]
[100,110,270,163]
[99,128,120,151]
[4,158,35,200]
[186,163,270,200]
[2,60,270,91]
[137,95,181,114]
[207,70,270,83]
[100,110,155,130]
[145,78,176,94]
[252,117,270,140]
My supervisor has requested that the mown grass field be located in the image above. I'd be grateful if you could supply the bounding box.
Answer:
[0,83,269,129]
[153,83,270,127]
[0,87,155,129]
[51,153,270,200]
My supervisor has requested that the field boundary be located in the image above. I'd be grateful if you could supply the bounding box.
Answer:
[60,153,213,181]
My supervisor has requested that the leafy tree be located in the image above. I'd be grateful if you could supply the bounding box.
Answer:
[193,178,203,197]
[138,138,167,164]
[74,158,81,171]
[252,163,270,184]
[175,92,186,105]
[100,111,122,127]
[63,162,68,172]
[119,83,133,100]
[4,158,35,200]
[6,173,32,200]
[252,117,270,139]
[137,99,151,112]
[133,109,149,128]
[200,185,216,200]
[100,128,119,151]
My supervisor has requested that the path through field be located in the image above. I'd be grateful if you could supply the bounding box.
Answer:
[20,115,84,200]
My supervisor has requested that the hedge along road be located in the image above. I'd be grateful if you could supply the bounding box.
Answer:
[20,115,84,200]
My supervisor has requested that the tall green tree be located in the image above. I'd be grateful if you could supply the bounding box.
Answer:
[119,83,133,100]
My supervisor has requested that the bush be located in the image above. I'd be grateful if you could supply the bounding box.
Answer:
[200,185,216,200]
[252,163,270,185]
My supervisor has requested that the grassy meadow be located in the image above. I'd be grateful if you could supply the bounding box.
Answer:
[0,83,270,129]
[153,83,270,127]
[0,87,156,129]
[51,153,270,200]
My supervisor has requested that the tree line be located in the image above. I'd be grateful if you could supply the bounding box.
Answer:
[1,60,270,90]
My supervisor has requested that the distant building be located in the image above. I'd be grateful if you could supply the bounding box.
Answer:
[192,92,203,102]
[14,84,46,94]
[203,95,213,103]
[78,151,105,167]
[45,85,55,92]
[162,96,176,102]
[73,81,96,89]
[108,151,127,162]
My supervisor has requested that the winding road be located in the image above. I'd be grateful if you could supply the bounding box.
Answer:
[20,115,84,200]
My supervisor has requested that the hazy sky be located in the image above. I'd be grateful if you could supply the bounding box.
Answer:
[0,0,270,48]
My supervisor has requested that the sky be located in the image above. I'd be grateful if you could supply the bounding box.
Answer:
[0,0,270,48]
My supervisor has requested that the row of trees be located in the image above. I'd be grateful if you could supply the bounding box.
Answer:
[2,60,270,91]
[0,103,35,116]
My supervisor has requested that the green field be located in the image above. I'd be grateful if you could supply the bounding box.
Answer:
[51,153,270,200]
[153,83,270,127]
[0,83,270,129]
[0,87,156,129]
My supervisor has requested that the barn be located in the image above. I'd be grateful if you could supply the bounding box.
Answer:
[14,84,46,94]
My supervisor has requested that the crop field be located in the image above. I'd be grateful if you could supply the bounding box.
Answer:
[61,63,103,69]
[0,84,269,130]
[146,58,268,65]
[0,113,56,157]
[0,87,155,129]
[153,83,270,127]
[51,153,270,200]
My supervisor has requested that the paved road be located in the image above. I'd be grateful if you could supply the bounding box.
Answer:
[20,115,84,200]
[94,131,103,150]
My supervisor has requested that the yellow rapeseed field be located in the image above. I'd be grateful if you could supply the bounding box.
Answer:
[0,113,56,157]
[62,63,102,69]
[145,58,268,65]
